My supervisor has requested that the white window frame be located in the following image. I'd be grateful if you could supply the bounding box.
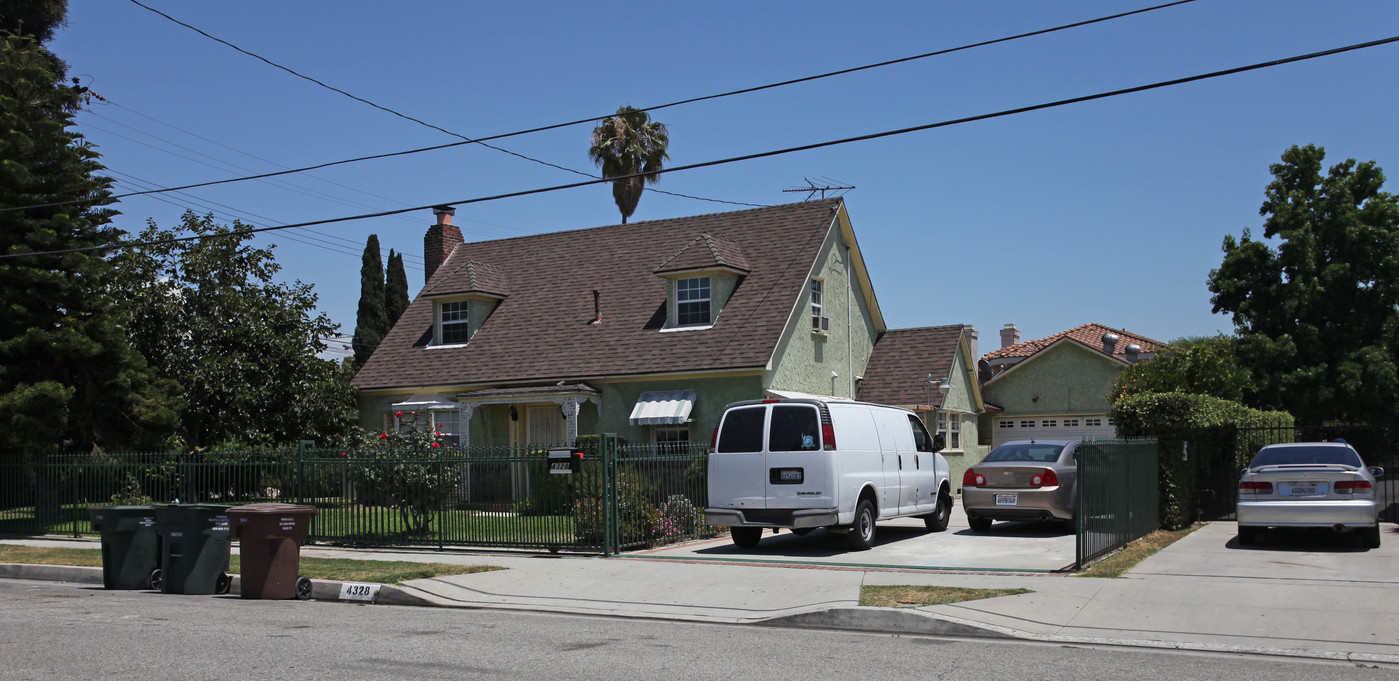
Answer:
[675,277,711,327]
[654,425,690,452]
[937,411,962,451]
[810,278,824,332]
[438,300,470,345]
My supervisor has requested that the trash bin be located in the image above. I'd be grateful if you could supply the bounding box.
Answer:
[227,503,319,600]
[153,504,232,595]
[87,506,161,590]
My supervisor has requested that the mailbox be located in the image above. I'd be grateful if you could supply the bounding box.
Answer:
[547,447,583,475]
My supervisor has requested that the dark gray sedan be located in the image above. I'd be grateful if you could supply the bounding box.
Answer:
[962,440,1079,532]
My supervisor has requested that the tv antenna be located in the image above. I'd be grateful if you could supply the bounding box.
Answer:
[783,177,854,201]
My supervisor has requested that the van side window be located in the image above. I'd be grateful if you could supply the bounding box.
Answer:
[908,415,935,452]
[769,406,820,451]
[716,407,765,453]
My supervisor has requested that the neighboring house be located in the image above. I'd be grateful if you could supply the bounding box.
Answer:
[980,323,1162,448]
[856,325,988,487]
[351,198,886,450]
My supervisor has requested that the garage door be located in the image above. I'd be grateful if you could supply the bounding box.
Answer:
[992,415,1115,448]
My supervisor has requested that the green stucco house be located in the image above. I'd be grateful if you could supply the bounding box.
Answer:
[980,323,1162,448]
[351,198,886,449]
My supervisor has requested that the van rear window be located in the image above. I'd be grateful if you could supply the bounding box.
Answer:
[769,405,820,451]
[716,407,765,453]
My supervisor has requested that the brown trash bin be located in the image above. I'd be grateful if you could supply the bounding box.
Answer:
[227,503,319,600]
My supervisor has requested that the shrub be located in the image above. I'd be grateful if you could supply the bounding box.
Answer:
[571,466,659,546]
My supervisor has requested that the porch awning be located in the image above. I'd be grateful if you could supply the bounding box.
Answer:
[629,389,695,425]
[389,393,458,410]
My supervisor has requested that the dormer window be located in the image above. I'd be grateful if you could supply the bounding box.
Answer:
[440,301,469,344]
[676,277,711,326]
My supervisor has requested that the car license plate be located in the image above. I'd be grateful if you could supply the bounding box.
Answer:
[1287,482,1316,496]
[995,493,1017,506]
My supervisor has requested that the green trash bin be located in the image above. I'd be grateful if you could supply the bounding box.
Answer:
[153,504,232,595]
[87,506,161,590]
[228,503,319,600]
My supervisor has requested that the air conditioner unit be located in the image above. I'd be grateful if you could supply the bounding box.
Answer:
[812,316,830,332]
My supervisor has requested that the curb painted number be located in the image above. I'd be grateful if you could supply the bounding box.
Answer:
[339,583,380,602]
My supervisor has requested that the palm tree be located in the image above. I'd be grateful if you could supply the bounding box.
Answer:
[588,105,669,224]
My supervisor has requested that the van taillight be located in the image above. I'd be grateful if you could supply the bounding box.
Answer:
[1030,468,1059,487]
[1239,481,1273,493]
[1335,480,1372,494]
[821,423,837,450]
[963,468,986,487]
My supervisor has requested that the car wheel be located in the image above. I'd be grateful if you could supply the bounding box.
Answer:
[1237,525,1257,546]
[847,499,876,550]
[924,492,952,532]
[730,527,762,549]
[1363,524,1381,549]
[968,516,992,532]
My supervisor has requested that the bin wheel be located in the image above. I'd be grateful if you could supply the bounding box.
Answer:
[216,573,231,595]
[149,569,162,591]
[295,576,313,601]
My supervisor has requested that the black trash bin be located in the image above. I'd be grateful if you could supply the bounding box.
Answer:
[87,506,160,590]
[153,504,232,595]
[228,503,319,600]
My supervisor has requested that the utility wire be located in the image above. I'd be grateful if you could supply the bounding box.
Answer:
[8,32,1396,260]
[5,0,1196,215]
[125,0,762,210]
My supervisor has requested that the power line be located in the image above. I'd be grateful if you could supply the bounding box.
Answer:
[6,0,1196,216]
[8,32,1396,261]
[124,0,761,210]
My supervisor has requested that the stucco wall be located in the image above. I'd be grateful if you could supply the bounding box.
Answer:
[591,374,764,444]
[764,227,878,398]
[664,271,739,327]
[981,342,1124,416]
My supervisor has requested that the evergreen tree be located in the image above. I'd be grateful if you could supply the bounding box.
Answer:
[352,234,387,367]
[588,105,669,224]
[384,248,409,327]
[0,23,179,455]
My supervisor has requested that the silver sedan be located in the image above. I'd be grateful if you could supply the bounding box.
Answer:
[961,440,1079,532]
[1236,442,1384,548]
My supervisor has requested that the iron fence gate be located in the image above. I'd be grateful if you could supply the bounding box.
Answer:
[0,436,717,555]
[1075,438,1160,568]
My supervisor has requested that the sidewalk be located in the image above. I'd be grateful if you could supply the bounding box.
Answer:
[3,521,1396,664]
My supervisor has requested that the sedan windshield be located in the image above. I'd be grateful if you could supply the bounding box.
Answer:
[1249,446,1363,469]
[983,443,1066,464]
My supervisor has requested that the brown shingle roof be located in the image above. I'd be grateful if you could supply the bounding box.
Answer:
[653,232,751,274]
[421,259,508,298]
[353,200,843,390]
[857,325,966,408]
[982,323,1163,362]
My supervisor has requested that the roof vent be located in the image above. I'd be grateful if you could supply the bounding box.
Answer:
[1102,332,1119,352]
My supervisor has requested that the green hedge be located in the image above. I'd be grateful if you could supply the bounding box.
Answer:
[1111,392,1293,530]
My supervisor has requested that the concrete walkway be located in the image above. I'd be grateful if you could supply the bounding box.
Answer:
[3,520,1396,664]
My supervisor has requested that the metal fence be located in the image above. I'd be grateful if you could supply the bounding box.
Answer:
[0,436,717,555]
[1075,438,1159,568]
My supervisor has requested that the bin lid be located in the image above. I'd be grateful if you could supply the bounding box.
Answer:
[227,502,319,516]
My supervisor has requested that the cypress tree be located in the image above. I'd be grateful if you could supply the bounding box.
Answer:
[384,249,409,326]
[352,234,387,367]
[0,14,179,456]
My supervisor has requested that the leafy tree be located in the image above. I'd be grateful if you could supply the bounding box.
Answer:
[111,213,358,449]
[1207,144,1399,423]
[0,28,179,455]
[1,0,68,46]
[588,105,669,224]
[1109,335,1248,405]
[352,234,386,367]
[384,248,409,327]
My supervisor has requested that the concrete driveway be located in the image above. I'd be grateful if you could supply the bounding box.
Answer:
[634,505,1077,572]
[1134,519,1399,581]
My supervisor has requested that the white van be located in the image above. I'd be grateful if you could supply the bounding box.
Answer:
[704,397,952,551]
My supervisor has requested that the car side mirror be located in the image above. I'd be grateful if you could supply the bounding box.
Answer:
[1371,466,1386,479]
[931,433,945,453]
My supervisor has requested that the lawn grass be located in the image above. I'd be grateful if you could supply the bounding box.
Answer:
[859,585,1032,608]
[1075,524,1200,578]
[0,544,504,585]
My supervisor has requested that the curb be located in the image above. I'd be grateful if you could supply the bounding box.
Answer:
[764,606,1013,638]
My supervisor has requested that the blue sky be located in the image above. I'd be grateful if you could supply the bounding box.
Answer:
[50,1,1399,359]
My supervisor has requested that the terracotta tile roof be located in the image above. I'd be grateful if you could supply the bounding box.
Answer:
[654,232,751,274]
[421,259,508,298]
[981,323,1163,362]
[856,325,966,408]
[353,199,844,391]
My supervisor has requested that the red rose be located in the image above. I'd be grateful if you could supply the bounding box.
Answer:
[378,433,388,439]
[394,411,403,418]
[340,451,347,457]
[431,442,440,448]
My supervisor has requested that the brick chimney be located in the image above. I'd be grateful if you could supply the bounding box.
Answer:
[424,206,463,284]
[1000,323,1020,349]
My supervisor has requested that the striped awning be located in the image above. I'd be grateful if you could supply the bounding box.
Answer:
[628,389,696,425]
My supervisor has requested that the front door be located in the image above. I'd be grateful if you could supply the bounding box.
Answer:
[527,404,565,447]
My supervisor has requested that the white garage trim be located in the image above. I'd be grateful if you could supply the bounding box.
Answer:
[992,414,1114,448]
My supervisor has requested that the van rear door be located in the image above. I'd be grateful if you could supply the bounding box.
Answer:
[709,405,768,509]
[763,404,834,510]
